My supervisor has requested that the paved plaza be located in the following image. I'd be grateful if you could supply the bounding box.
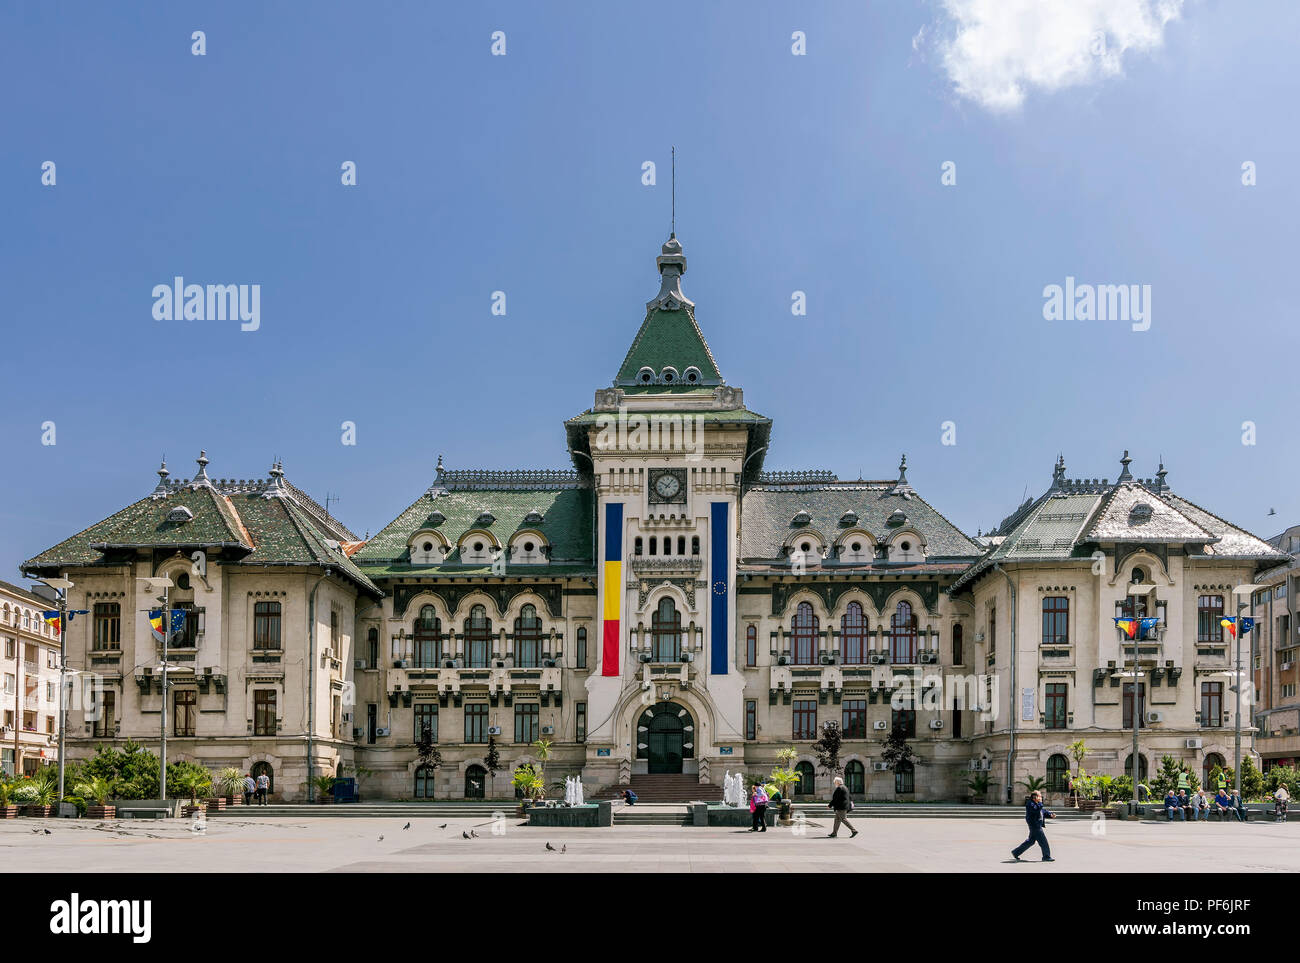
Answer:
[4,813,1298,873]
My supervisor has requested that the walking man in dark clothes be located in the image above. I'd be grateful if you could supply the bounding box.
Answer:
[1011,789,1055,862]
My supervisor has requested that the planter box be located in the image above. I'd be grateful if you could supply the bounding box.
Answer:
[86,806,116,819]
[526,802,611,827]
[1077,799,1100,813]
[0,805,18,819]
[223,795,242,806]
[205,799,226,812]
[181,805,205,818]
[22,805,52,818]
[691,804,776,828]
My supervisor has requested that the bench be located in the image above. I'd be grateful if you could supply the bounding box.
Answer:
[115,800,176,819]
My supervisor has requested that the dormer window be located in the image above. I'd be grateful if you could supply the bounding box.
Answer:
[840,510,858,527]
[1130,502,1154,524]
[524,510,544,525]
[166,506,194,523]
[428,511,446,526]
[660,366,679,385]
[886,509,907,528]
[476,512,496,527]
[683,366,702,384]
[636,367,656,385]
[791,510,812,527]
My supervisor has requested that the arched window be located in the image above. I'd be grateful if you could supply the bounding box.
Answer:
[649,537,657,556]
[795,761,815,796]
[845,759,865,796]
[678,536,686,556]
[894,759,915,794]
[464,764,487,799]
[792,602,818,665]
[1204,753,1226,790]
[251,761,273,794]
[514,604,542,667]
[691,536,700,556]
[465,605,492,668]
[367,627,379,668]
[1198,595,1225,642]
[952,623,964,665]
[1124,753,1149,782]
[652,598,682,663]
[890,601,917,664]
[841,602,867,665]
[745,625,757,667]
[576,626,588,669]
[414,605,441,667]
[1046,754,1070,792]
[634,536,643,556]
[414,765,436,799]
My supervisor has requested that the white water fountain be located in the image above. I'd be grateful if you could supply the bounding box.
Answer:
[723,771,746,807]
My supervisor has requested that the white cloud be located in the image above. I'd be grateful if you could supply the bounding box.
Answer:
[929,0,1185,112]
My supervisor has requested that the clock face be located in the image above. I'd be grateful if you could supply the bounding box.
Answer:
[648,468,686,504]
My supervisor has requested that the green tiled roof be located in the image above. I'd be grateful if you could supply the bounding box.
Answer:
[740,478,981,561]
[21,474,380,598]
[355,483,594,568]
[614,304,722,388]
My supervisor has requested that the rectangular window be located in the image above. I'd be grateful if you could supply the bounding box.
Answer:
[892,708,917,739]
[746,625,757,667]
[988,604,997,656]
[745,699,757,740]
[576,702,586,742]
[1045,683,1067,729]
[93,603,121,650]
[414,703,438,743]
[1201,682,1223,727]
[330,608,340,646]
[173,689,197,737]
[576,628,588,669]
[2,673,13,695]
[1198,595,1225,642]
[1122,682,1146,729]
[1041,597,1068,645]
[514,703,539,744]
[254,690,277,736]
[253,601,282,649]
[792,699,817,740]
[842,699,868,739]
[464,704,489,744]
[93,690,115,738]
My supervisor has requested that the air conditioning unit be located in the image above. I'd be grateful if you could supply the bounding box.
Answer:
[375,728,390,737]
[873,720,887,730]
[639,653,654,663]
[1284,662,1294,671]
[776,655,791,666]
[920,651,936,664]
[1146,711,1163,724]
[541,726,555,735]
[873,762,891,771]
[681,653,694,662]
[354,659,365,669]
[870,652,887,664]
[929,719,944,730]
[493,659,506,668]
[488,725,502,735]
[1185,738,1203,749]
[820,654,836,665]
[443,659,459,668]
[542,658,557,667]
[352,727,363,739]
[393,659,409,668]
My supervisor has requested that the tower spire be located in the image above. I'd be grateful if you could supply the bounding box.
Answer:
[671,145,676,238]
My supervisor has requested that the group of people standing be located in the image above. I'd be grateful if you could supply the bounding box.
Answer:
[745,776,859,837]
[241,771,270,806]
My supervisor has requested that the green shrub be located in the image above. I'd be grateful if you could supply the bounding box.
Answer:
[63,795,87,817]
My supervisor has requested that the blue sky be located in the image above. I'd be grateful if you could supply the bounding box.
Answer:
[2,0,1297,578]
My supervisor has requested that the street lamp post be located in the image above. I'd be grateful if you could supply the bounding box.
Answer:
[40,577,75,804]
[1231,584,1256,798]
[139,577,174,802]
[1125,581,1158,813]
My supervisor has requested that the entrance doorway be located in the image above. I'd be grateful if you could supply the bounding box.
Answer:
[636,702,694,774]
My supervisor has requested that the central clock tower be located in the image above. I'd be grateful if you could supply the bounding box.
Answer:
[565,234,771,790]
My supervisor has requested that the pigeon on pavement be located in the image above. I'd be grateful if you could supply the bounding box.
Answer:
[545,842,556,851]
[561,844,567,853]
[402,822,411,830]
[463,831,471,839]
[439,823,448,829]
[377,835,384,842]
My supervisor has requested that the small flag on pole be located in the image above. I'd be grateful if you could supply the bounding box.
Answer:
[1138,617,1161,639]
[1114,617,1138,639]
[1220,616,1255,639]
[149,608,187,642]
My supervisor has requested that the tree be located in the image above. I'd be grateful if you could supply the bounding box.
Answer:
[484,735,501,780]
[415,724,442,772]
[1223,756,1265,800]
[1067,739,1089,776]
[1018,775,1046,793]
[811,721,844,776]
[879,721,917,772]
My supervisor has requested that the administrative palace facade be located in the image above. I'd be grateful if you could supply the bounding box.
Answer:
[21,235,1291,802]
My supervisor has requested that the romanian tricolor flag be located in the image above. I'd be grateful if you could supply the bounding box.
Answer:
[1114,617,1138,639]
[41,610,62,635]
[601,503,623,677]
[1220,616,1255,639]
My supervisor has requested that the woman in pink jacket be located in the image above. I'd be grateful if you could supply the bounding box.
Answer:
[749,783,770,833]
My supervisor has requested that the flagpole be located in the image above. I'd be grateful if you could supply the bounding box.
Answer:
[160,581,168,803]
[1234,599,1244,798]
[58,587,67,802]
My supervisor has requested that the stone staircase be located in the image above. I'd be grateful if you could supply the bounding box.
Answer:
[591,773,723,804]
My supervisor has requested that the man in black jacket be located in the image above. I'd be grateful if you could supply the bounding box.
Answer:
[1011,790,1055,862]
[827,776,859,838]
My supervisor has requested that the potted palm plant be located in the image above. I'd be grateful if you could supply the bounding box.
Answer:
[214,767,245,808]
[23,769,58,817]
[770,747,802,824]
[74,775,117,819]
[512,764,544,816]
[966,772,990,804]
[175,768,212,817]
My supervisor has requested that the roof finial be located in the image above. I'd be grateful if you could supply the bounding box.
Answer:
[890,454,913,495]
[264,458,288,498]
[191,450,212,488]
[1118,449,1133,482]
[671,145,676,239]
[1155,456,1168,493]
[1051,453,1066,489]
[151,459,171,499]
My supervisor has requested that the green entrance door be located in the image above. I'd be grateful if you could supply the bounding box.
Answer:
[647,711,684,774]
